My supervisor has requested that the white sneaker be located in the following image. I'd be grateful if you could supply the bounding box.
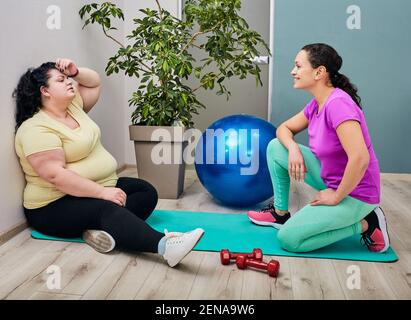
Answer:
[162,228,205,267]
[82,230,116,253]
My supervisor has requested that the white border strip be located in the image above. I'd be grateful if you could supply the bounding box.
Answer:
[268,0,275,122]
[177,0,183,20]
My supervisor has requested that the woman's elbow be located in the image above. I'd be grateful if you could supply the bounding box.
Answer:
[276,123,286,135]
[43,168,66,186]
[352,153,370,168]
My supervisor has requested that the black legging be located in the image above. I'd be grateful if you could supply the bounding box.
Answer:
[24,177,164,253]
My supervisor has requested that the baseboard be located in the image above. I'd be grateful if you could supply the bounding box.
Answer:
[116,164,131,174]
[0,221,28,246]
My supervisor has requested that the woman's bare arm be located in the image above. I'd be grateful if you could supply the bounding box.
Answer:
[334,120,370,202]
[26,148,105,198]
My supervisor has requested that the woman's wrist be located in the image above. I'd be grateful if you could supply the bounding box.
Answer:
[334,189,346,204]
[288,141,299,152]
[70,67,79,78]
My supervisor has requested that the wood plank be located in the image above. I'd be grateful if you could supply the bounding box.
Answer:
[374,259,411,299]
[1,240,69,299]
[59,246,117,295]
[0,221,28,247]
[189,252,244,299]
[268,256,294,299]
[107,253,162,299]
[290,257,345,299]
[81,252,132,299]
[6,242,89,299]
[240,255,293,300]
[0,228,31,258]
[134,251,204,300]
[393,250,411,294]
[332,260,397,299]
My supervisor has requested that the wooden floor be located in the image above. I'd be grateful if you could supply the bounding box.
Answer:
[1,168,410,300]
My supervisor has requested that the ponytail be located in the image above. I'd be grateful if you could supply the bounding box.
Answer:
[331,72,362,109]
[302,43,362,109]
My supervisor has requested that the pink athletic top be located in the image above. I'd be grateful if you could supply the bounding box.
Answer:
[303,88,380,204]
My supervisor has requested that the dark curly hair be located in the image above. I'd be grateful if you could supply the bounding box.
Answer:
[302,43,362,109]
[13,62,57,132]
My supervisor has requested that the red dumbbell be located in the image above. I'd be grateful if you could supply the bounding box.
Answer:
[220,248,263,265]
[235,254,280,277]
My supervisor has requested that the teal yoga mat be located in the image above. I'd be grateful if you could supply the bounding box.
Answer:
[31,209,398,262]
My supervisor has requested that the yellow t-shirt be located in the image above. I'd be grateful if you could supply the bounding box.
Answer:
[15,91,118,209]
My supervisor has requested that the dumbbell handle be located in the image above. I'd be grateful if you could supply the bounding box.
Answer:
[245,259,269,269]
[236,255,280,277]
[229,251,262,259]
[220,248,263,265]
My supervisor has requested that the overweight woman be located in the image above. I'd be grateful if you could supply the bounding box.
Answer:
[248,43,390,253]
[14,58,204,267]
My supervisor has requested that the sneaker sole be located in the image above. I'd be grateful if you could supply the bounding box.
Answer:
[249,217,284,229]
[168,229,205,267]
[373,207,390,253]
[83,230,115,253]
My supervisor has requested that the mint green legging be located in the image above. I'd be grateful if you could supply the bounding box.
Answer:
[266,138,377,253]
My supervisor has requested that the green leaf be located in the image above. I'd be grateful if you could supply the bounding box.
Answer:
[79,0,269,126]
[162,60,169,72]
[194,67,201,78]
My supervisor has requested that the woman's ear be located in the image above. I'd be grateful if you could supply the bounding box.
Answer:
[314,66,327,80]
[40,86,50,98]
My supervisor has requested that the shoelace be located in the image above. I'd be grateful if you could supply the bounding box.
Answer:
[164,229,187,245]
[261,201,276,213]
[164,229,184,238]
[360,232,373,247]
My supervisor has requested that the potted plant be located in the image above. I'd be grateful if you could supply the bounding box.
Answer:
[79,0,269,199]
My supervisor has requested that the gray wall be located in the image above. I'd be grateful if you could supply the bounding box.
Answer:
[186,0,271,133]
[0,0,181,237]
[124,0,180,165]
[0,0,126,236]
[271,0,411,173]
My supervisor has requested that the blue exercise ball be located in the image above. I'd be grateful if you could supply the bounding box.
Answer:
[195,114,276,207]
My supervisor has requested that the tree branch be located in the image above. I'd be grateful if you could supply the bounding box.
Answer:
[190,43,202,49]
[178,21,223,56]
[179,31,205,55]
[102,25,153,73]
[135,59,153,73]
[155,0,163,19]
[102,26,125,48]
[192,56,242,92]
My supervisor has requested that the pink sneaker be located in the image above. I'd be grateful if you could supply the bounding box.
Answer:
[360,207,390,253]
[247,202,290,229]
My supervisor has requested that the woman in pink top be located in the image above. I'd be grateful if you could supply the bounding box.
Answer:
[248,43,390,253]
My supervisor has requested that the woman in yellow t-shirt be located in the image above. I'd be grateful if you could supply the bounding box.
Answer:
[14,58,204,268]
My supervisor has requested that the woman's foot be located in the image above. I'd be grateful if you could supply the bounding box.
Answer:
[82,230,116,253]
[360,207,390,253]
[162,228,205,267]
[247,201,291,229]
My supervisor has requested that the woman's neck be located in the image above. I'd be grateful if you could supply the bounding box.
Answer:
[310,85,336,110]
[41,100,70,119]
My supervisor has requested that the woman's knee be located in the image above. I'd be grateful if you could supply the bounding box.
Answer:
[277,226,302,253]
[142,180,158,209]
[122,178,158,207]
[134,178,158,201]
[266,138,286,158]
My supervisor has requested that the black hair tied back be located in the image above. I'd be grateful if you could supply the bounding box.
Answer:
[13,62,56,132]
[302,43,362,109]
